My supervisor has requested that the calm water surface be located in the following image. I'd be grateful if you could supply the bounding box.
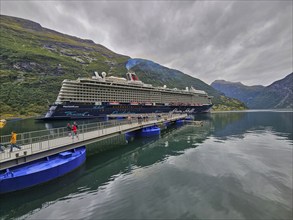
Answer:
[0,111,292,219]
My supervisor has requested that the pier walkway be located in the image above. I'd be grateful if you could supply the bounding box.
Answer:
[0,113,186,170]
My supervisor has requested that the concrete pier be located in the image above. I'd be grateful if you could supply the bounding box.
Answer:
[0,113,187,170]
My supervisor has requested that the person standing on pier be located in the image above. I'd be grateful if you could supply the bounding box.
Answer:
[73,122,79,138]
[127,115,132,124]
[73,121,78,129]
[0,119,7,152]
[0,144,5,152]
[138,115,142,124]
[67,123,72,137]
[72,124,78,139]
[10,131,21,152]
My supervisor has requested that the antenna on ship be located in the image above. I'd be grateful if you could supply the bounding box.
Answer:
[94,71,102,79]
[190,86,197,92]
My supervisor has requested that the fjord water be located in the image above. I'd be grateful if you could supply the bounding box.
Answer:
[0,111,292,219]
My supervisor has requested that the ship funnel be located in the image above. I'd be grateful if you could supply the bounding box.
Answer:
[163,85,167,89]
[126,71,139,81]
[131,72,139,81]
[186,87,189,91]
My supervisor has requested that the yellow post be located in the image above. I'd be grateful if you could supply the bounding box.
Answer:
[0,119,6,148]
[0,119,7,129]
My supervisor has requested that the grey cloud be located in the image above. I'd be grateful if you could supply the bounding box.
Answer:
[1,0,292,86]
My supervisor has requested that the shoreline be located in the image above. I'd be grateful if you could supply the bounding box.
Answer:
[2,109,293,121]
[210,109,293,113]
[1,115,37,121]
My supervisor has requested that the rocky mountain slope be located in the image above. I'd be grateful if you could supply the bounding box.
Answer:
[211,73,293,109]
[211,80,264,108]
[249,73,293,109]
[0,15,246,118]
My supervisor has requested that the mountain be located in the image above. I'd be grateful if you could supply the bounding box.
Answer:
[126,59,220,98]
[249,73,293,109]
[0,15,246,118]
[211,80,264,108]
[125,59,246,111]
[211,73,293,109]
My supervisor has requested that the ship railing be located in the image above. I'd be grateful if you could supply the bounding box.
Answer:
[0,113,186,161]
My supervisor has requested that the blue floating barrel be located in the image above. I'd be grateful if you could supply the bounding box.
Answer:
[185,116,193,121]
[176,119,184,124]
[116,116,125,120]
[140,126,161,137]
[125,131,138,141]
[0,146,86,194]
[164,121,170,127]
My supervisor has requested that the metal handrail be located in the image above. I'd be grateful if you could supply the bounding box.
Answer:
[0,113,187,164]
[0,113,182,146]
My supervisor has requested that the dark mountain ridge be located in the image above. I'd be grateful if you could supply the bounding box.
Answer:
[211,80,265,108]
[211,73,293,109]
[249,73,293,109]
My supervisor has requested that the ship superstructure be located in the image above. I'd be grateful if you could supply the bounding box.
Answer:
[43,71,213,120]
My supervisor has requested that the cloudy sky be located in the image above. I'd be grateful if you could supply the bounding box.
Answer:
[1,0,292,86]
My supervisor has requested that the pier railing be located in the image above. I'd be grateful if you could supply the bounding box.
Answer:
[1,118,137,146]
[0,113,187,164]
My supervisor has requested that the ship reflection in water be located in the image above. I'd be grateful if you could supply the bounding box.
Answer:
[0,111,292,220]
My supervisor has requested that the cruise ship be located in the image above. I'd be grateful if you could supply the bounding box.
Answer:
[41,71,213,120]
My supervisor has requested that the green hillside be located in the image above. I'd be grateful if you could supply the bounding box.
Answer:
[0,15,246,118]
[0,15,129,117]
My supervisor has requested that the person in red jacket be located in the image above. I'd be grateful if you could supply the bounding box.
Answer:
[72,124,79,139]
